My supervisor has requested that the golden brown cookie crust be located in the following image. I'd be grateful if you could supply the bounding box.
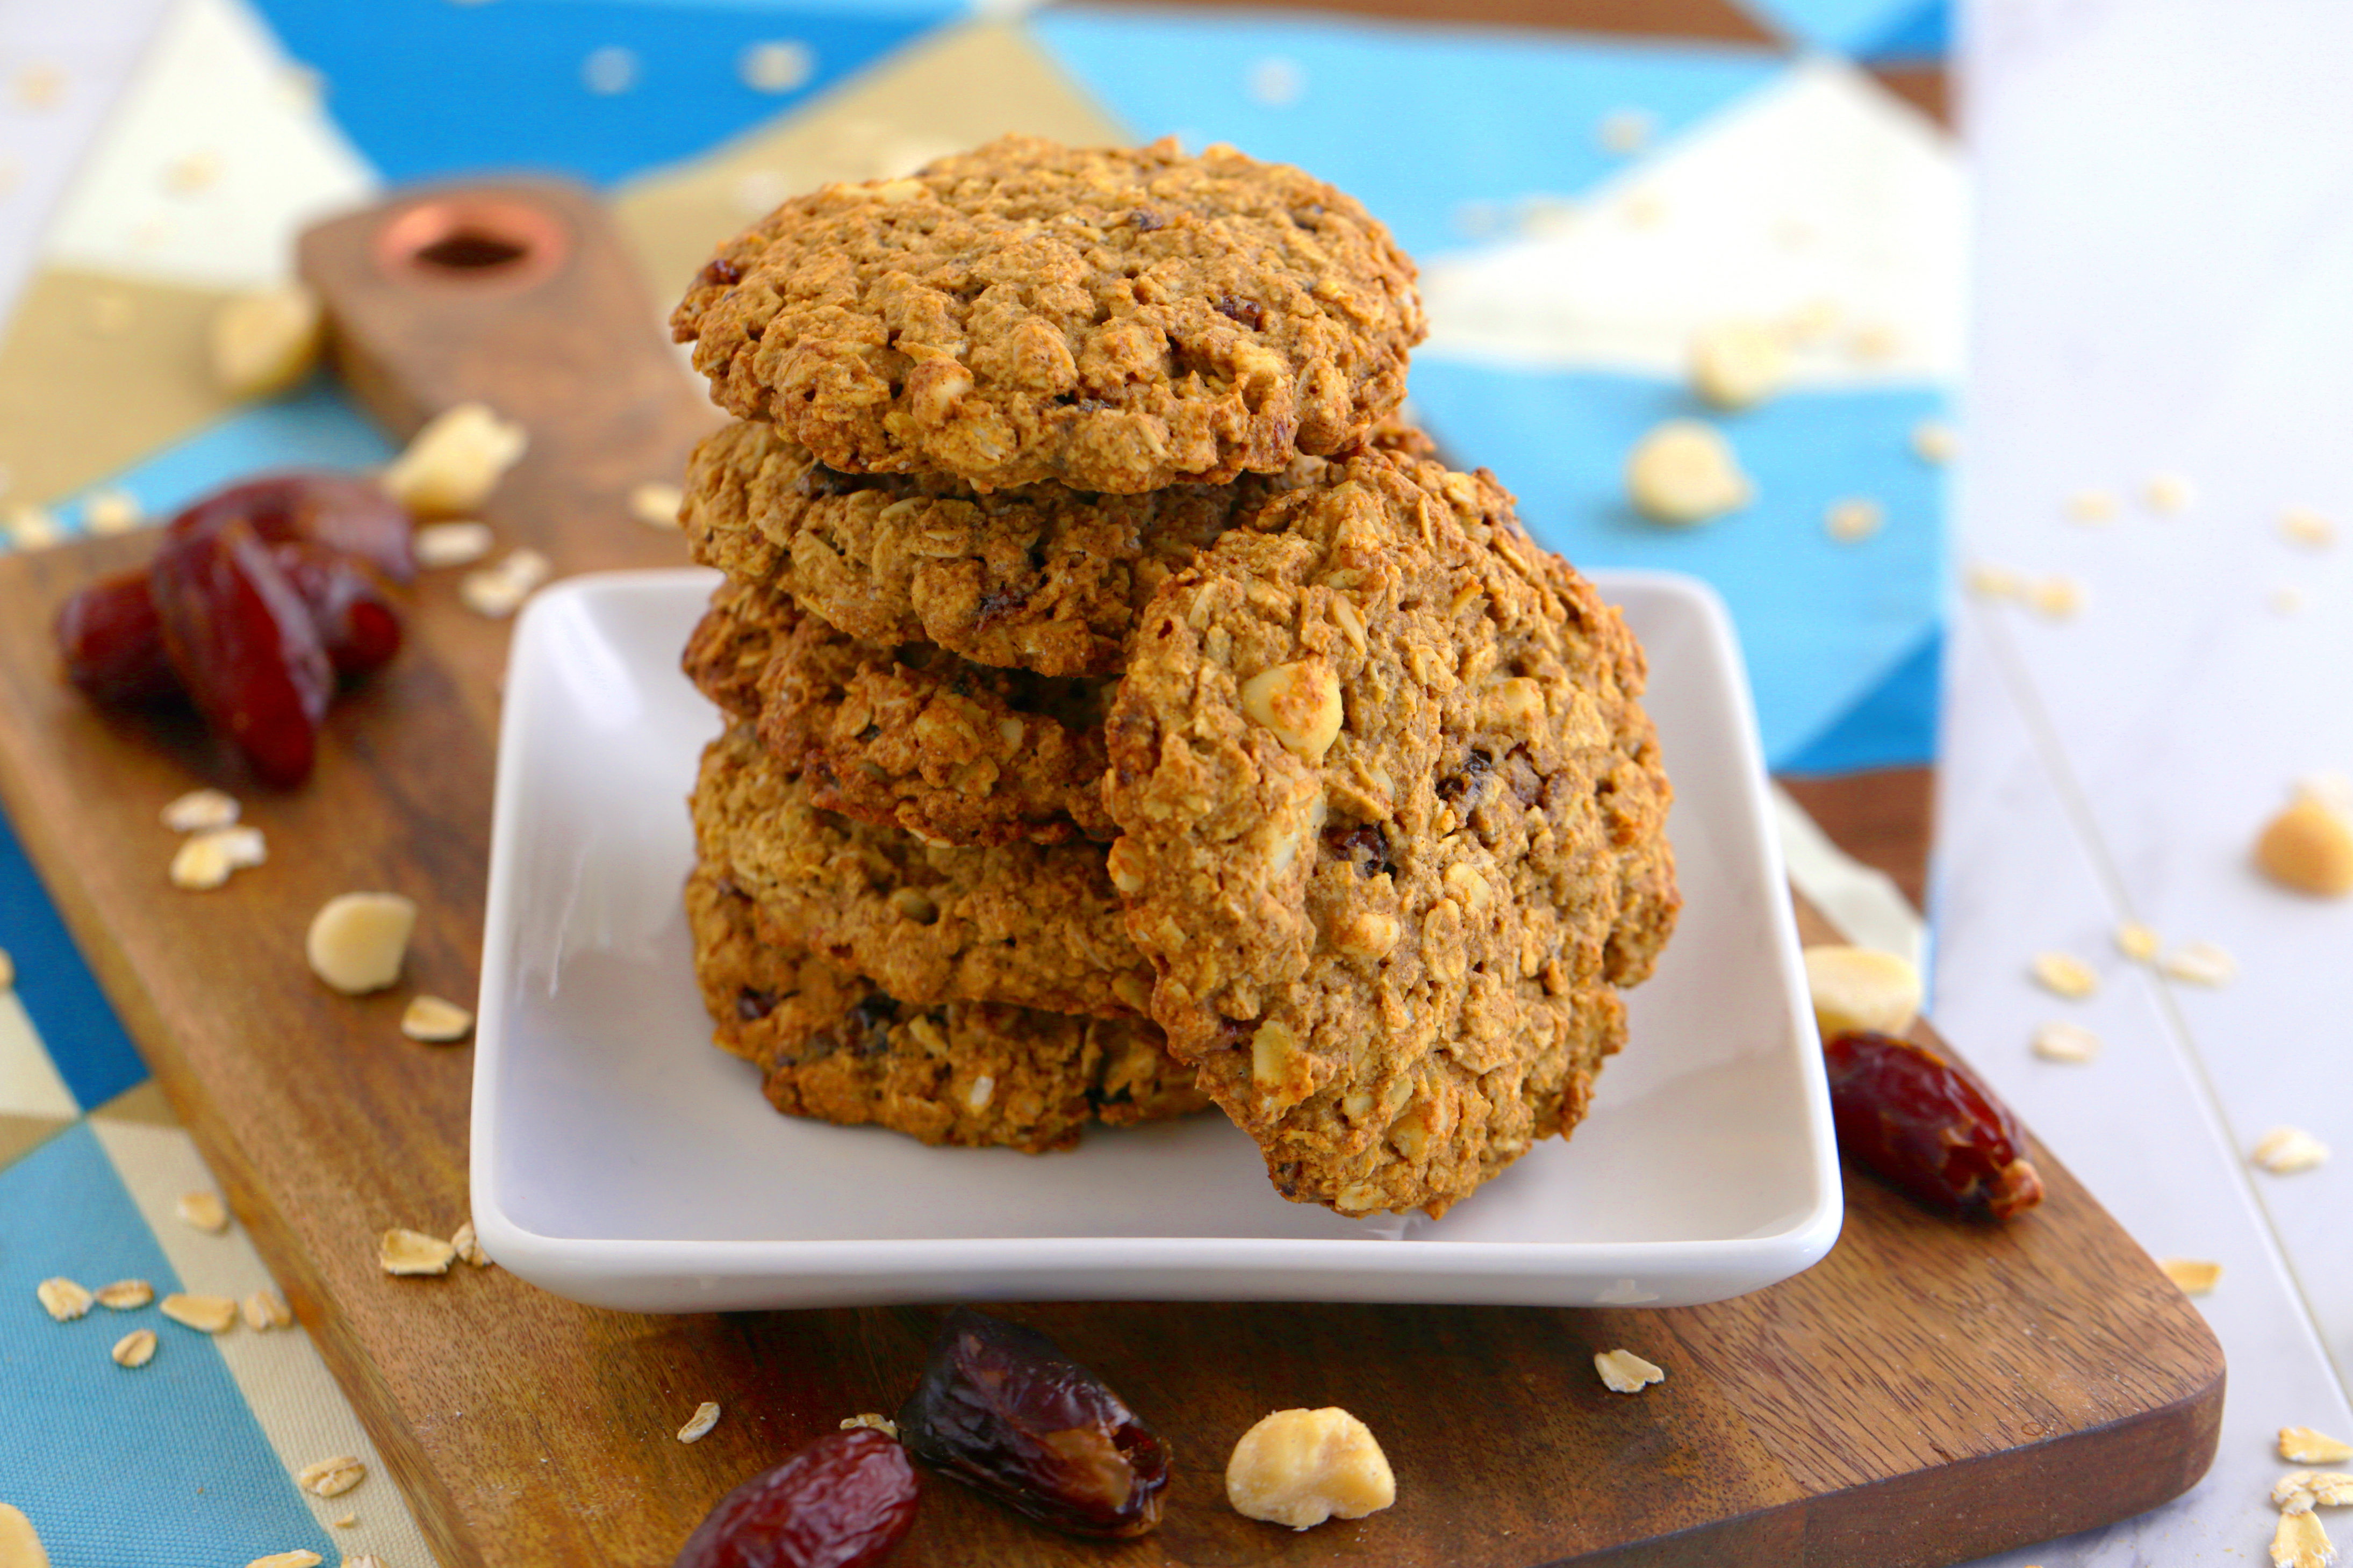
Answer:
[686,867,1207,1152]
[692,722,1153,1019]
[670,135,1425,494]
[1102,449,1679,1217]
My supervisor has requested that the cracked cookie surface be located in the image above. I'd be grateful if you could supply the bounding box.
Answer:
[692,722,1152,1019]
[681,419,1437,678]
[684,580,1115,846]
[671,135,1424,494]
[687,866,1208,1152]
[1103,448,1679,1217]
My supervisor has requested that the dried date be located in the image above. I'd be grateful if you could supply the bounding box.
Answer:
[674,1427,918,1568]
[896,1307,1168,1538]
[149,517,334,788]
[55,570,177,704]
[1824,1030,2044,1220]
[269,540,403,677]
[170,470,416,582]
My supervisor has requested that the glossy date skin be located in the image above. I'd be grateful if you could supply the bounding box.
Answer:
[148,517,335,789]
[896,1307,1170,1539]
[673,1428,919,1568]
[1824,1030,2045,1220]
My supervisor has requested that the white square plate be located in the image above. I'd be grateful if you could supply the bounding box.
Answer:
[471,567,1839,1312]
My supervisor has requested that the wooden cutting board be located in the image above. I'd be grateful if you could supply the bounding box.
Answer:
[0,181,2220,1568]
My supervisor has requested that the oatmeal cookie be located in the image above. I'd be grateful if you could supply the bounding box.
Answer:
[681,419,1437,678]
[684,581,1116,845]
[670,135,1424,494]
[687,867,1207,1152]
[1103,448,1678,1217]
[692,722,1152,1018]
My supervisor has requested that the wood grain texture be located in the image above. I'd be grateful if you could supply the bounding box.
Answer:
[0,182,2215,1567]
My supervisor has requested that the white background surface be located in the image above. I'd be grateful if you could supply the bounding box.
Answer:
[4,0,2352,1560]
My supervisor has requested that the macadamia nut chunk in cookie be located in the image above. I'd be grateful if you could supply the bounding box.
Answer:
[670,136,1425,495]
[1103,448,1679,1217]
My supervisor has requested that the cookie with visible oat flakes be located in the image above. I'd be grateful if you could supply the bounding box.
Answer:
[687,866,1208,1153]
[684,580,1116,846]
[1102,447,1678,1217]
[692,722,1153,1019]
[670,135,1424,495]
[679,420,1438,678]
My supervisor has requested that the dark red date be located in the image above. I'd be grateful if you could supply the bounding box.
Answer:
[169,470,416,582]
[896,1307,1168,1539]
[674,1427,918,1568]
[55,570,177,704]
[269,540,402,677]
[149,517,334,788]
[1825,1030,2045,1220]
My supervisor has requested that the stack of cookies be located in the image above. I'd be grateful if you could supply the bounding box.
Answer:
[669,136,1680,1215]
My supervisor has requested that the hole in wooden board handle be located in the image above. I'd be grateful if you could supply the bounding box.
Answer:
[374,196,569,289]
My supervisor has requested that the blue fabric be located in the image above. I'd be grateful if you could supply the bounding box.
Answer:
[1028,8,1783,265]
[0,1126,335,1564]
[247,0,957,188]
[1405,357,1947,769]
[49,378,397,539]
[1734,0,1938,54]
[1853,0,1950,64]
[1780,624,1943,775]
[0,816,145,1113]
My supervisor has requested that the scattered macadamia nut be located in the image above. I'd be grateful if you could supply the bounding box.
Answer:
[1595,1348,1667,1393]
[401,995,474,1042]
[1627,421,1751,525]
[306,892,418,994]
[628,480,684,529]
[1225,1407,1396,1530]
[81,488,144,535]
[210,284,325,401]
[1803,945,1921,1040]
[161,787,240,833]
[382,402,528,517]
[1688,321,1789,410]
[2256,795,2353,897]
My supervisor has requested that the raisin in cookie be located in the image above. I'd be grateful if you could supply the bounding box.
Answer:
[687,867,1207,1152]
[692,722,1152,1018]
[1103,448,1678,1217]
[671,135,1424,495]
[683,581,1115,846]
[681,420,1437,678]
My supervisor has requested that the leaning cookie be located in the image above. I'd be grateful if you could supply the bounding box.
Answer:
[692,722,1153,1019]
[683,581,1116,846]
[670,135,1425,495]
[687,867,1208,1153]
[681,420,1439,678]
[1103,448,1679,1218]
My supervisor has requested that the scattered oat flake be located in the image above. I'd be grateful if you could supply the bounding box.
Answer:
[381,1227,457,1276]
[16,64,67,108]
[170,833,238,890]
[739,39,815,93]
[2271,1509,2334,1568]
[1825,499,1883,542]
[459,548,551,619]
[245,1554,322,1568]
[2066,489,2118,523]
[2032,1022,2102,1063]
[2028,576,2084,618]
[2160,941,2237,986]
[111,1327,157,1368]
[161,787,240,833]
[1598,108,1654,154]
[1911,421,1958,464]
[2285,1430,2353,1465]
[678,1401,722,1443]
[401,994,474,1043]
[161,1292,238,1333]
[95,1278,154,1310]
[164,150,221,193]
[628,480,684,529]
[82,488,144,535]
[1595,1348,1666,1394]
[332,1515,358,1530]
[2273,587,2309,616]
[2144,472,2196,514]
[2251,1127,2330,1175]
[178,1189,230,1233]
[2031,951,2098,998]
[3,502,64,548]
[2115,923,2162,961]
[841,1413,899,1438]
[2282,508,2337,548]
[450,1220,486,1267]
[1849,322,1901,361]
[1967,563,2024,599]
[414,520,494,569]
[243,1288,292,1330]
[2158,1257,2222,1295]
[297,1455,366,1498]
[37,1276,94,1321]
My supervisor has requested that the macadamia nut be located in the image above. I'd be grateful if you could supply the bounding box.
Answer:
[2255,795,2353,897]
[306,892,418,994]
[1225,1407,1395,1530]
[1688,321,1790,410]
[1803,945,1921,1040]
[382,402,528,517]
[210,284,325,401]
[1626,420,1751,525]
